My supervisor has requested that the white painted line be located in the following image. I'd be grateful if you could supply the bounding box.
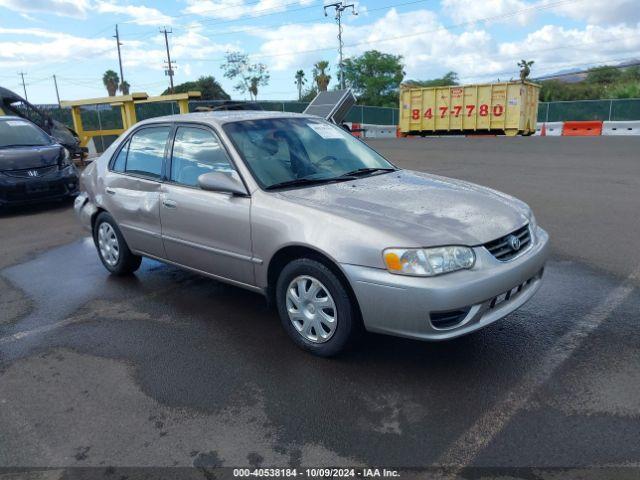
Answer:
[0,317,80,346]
[436,264,640,470]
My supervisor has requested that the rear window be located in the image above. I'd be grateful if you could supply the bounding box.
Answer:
[0,119,51,148]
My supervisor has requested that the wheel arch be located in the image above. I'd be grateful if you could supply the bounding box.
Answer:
[90,206,107,232]
[266,245,362,322]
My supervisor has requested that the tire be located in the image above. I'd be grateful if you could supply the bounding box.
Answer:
[93,212,142,275]
[276,258,359,357]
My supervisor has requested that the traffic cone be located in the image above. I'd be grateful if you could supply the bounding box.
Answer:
[540,123,546,136]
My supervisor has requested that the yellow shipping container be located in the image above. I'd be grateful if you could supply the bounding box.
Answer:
[399,81,540,136]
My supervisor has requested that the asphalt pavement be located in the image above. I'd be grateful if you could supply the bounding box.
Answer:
[0,136,639,478]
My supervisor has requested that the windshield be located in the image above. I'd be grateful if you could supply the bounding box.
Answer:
[0,119,51,148]
[223,117,395,189]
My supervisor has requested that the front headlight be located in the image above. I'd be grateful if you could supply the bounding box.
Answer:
[383,246,476,277]
[59,147,72,167]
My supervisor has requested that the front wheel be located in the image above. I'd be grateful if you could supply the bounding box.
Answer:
[93,212,142,275]
[276,258,359,357]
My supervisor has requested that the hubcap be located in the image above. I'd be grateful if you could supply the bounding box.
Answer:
[97,222,120,267]
[286,275,337,343]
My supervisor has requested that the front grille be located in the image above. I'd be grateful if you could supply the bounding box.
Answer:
[3,165,58,178]
[0,181,67,201]
[484,224,531,261]
[430,307,471,330]
[487,268,543,311]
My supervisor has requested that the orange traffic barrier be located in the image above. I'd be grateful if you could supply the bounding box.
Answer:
[351,122,362,138]
[562,121,603,136]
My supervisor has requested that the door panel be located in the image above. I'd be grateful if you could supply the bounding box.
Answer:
[160,125,254,286]
[103,172,164,257]
[160,184,253,285]
[102,126,171,258]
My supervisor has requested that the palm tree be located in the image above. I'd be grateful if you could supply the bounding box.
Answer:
[294,70,306,101]
[102,70,120,96]
[249,77,259,101]
[313,61,331,92]
[518,60,534,82]
[119,80,130,95]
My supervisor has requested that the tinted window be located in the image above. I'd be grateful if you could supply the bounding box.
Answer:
[170,127,235,187]
[112,140,129,172]
[125,127,170,179]
[0,119,52,148]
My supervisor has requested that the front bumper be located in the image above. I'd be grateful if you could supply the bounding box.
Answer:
[342,227,549,341]
[0,166,79,206]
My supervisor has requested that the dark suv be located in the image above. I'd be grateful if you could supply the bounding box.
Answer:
[0,116,79,207]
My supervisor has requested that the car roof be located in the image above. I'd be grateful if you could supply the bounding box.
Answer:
[0,115,27,121]
[136,110,317,127]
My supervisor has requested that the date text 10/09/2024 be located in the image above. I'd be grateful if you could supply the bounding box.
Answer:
[233,468,401,478]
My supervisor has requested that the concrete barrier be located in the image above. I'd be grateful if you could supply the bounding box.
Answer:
[362,124,397,139]
[602,121,640,136]
[562,121,603,136]
[535,122,563,136]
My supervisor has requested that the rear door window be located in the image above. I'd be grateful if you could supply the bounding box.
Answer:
[124,127,170,179]
[112,140,129,172]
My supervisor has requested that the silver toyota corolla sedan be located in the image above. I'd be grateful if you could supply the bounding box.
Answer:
[75,111,549,356]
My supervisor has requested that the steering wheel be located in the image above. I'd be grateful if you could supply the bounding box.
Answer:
[316,155,339,170]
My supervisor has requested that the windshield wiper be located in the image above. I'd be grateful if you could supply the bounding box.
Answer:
[338,167,396,178]
[265,176,354,191]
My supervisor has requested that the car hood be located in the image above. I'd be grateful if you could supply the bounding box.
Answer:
[278,170,530,246]
[0,144,62,171]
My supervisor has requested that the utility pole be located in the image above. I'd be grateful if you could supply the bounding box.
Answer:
[53,75,61,107]
[18,71,28,100]
[324,1,357,90]
[160,27,176,93]
[113,24,125,93]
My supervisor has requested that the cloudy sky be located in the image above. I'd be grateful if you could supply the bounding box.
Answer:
[0,0,638,104]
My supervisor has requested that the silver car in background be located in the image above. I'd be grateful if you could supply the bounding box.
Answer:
[75,111,549,356]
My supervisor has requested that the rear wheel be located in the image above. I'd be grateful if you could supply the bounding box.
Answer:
[276,258,358,357]
[93,212,141,275]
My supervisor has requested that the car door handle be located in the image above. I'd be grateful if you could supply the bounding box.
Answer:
[105,188,116,195]
[162,199,177,209]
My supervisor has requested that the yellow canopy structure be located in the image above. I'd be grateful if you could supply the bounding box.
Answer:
[60,91,201,149]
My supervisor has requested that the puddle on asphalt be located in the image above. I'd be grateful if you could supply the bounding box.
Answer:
[0,238,175,336]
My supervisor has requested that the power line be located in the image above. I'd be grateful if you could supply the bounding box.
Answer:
[154,0,430,41]
[185,0,583,64]
[0,0,429,85]
[12,0,631,101]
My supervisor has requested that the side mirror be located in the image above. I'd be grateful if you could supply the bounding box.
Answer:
[198,171,247,196]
